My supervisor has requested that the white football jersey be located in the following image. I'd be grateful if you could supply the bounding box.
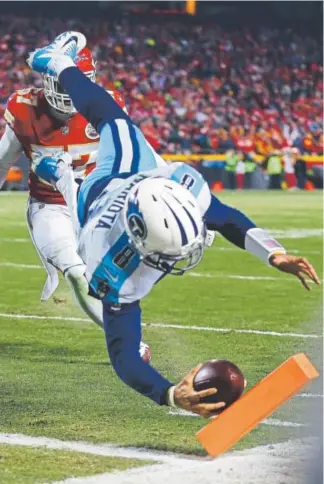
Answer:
[77,162,211,305]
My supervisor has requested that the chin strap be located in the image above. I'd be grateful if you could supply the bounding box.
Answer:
[245,228,286,265]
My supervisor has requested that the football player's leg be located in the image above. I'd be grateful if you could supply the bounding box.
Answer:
[64,265,103,329]
[77,119,162,226]
[57,67,166,172]
[26,199,59,301]
[27,200,104,327]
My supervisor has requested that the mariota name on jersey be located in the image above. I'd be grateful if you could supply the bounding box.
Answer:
[95,173,147,230]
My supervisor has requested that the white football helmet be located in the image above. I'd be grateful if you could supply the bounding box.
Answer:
[123,177,207,275]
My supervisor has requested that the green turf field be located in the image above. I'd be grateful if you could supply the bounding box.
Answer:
[0,191,322,480]
[0,444,151,484]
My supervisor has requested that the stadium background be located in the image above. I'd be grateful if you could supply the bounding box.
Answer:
[0,0,323,190]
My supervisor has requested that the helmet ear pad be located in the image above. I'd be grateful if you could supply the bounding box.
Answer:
[123,177,206,275]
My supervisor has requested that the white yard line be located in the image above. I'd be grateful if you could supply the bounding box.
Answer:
[168,409,307,427]
[0,312,321,339]
[0,262,43,269]
[0,238,321,256]
[212,246,322,255]
[0,237,29,243]
[190,273,280,281]
[144,321,322,339]
[0,261,322,286]
[189,272,321,283]
[267,228,323,239]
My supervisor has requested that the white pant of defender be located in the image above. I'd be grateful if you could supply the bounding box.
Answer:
[26,198,84,301]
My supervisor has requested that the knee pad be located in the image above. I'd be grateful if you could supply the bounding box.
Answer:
[65,264,87,286]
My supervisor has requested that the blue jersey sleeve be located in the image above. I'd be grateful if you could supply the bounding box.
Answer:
[206,195,256,249]
[103,301,173,405]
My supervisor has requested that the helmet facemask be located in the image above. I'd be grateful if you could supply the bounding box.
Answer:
[141,231,206,276]
[43,46,96,116]
[43,70,95,115]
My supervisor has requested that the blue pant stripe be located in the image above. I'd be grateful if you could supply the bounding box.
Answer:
[128,122,140,173]
[110,121,123,175]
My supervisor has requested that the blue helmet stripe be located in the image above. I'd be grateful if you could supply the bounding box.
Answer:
[183,205,199,236]
[164,200,188,246]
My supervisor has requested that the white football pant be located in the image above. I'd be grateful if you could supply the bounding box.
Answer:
[26,198,103,327]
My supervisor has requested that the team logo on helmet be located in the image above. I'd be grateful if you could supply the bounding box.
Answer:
[85,123,99,140]
[127,194,147,240]
[128,214,147,240]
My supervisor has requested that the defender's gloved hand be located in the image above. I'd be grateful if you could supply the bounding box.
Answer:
[31,150,72,186]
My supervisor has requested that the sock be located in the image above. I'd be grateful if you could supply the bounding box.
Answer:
[65,265,104,329]
[48,55,76,78]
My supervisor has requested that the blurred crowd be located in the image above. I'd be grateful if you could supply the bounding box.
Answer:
[0,15,322,157]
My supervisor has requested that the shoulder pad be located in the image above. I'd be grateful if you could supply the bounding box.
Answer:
[5,89,42,130]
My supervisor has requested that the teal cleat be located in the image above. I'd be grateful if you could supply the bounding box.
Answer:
[27,31,86,75]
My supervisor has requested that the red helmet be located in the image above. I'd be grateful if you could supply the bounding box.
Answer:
[43,47,96,115]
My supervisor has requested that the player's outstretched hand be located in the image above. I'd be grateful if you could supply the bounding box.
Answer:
[173,364,225,418]
[269,253,321,290]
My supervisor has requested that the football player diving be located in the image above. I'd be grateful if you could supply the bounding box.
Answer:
[27,32,320,418]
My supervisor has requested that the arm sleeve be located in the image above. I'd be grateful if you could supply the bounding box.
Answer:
[205,194,256,249]
[103,301,173,405]
[59,67,130,133]
[0,125,23,189]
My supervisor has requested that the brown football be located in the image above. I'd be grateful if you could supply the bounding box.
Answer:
[193,360,245,414]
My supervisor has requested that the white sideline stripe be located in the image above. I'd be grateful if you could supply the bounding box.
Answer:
[0,262,42,269]
[267,228,323,239]
[190,272,321,283]
[50,438,317,484]
[0,238,321,256]
[168,409,306,427]
[0,433,186,463]
[0,237,29,243]
[0,312,321,339]
[1,261,322,286]
[298,393,323,398]
[0,434,315,484]
[212,247,322,255]
[146,321,321,339]
[190,273,279,281]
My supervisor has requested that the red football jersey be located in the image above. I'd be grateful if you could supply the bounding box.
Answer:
[4,87,126,204]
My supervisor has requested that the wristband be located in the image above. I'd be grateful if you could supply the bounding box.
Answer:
[167,385,177,408]
[245,228,286,266]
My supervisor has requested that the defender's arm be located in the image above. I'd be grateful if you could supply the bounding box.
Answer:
[0,125,23,189]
